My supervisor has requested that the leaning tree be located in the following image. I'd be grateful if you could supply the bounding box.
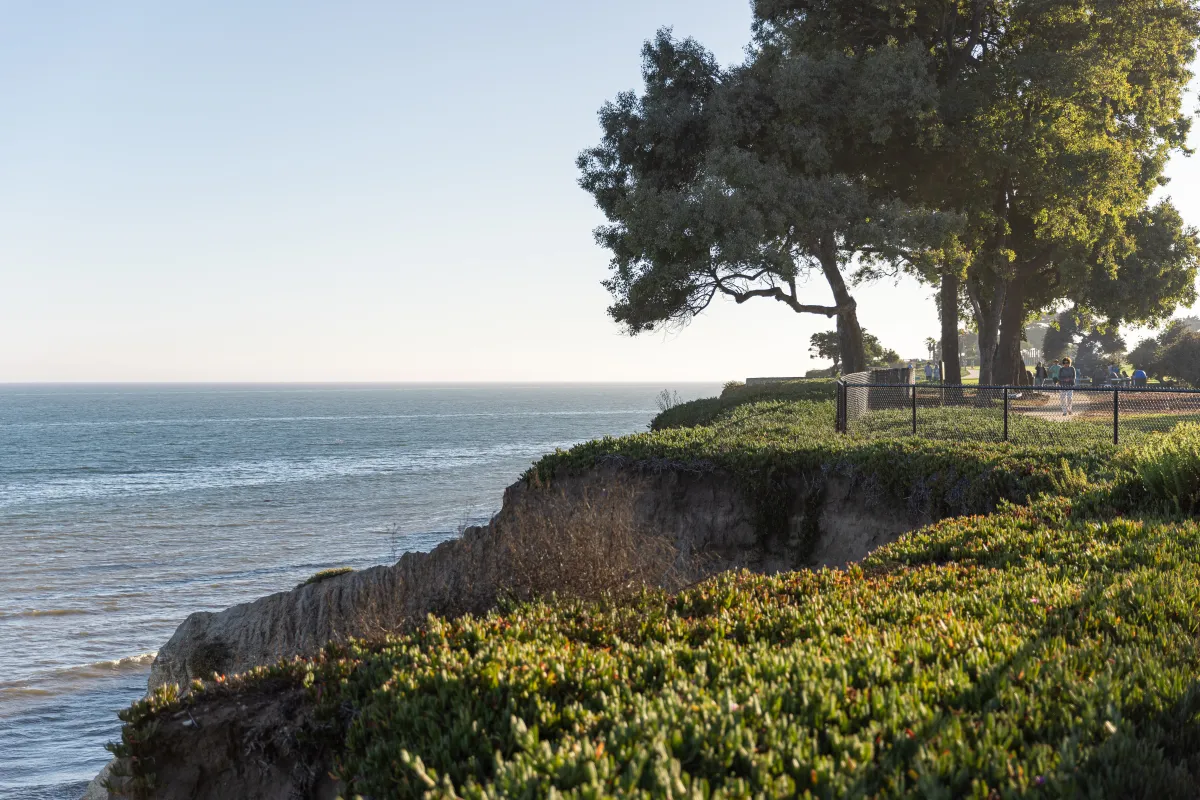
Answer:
[578,30,957,374]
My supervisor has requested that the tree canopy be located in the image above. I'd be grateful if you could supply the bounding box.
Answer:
[810,329,898,372]
[1130,317,1200,383]
[752,0,1200,384]
[578,29,955,374]
[581,2,1200,382]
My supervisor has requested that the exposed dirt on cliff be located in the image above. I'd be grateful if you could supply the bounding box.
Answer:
[104,684,340,800]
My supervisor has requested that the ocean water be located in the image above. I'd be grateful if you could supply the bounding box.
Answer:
[0,383,718,799]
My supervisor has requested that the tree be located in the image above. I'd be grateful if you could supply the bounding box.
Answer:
[1178,316,1200,334]
[959,328,980,365]
[1159,332,1200,386]
[1024,314,1057,357]
[956,9,1200,385]
[810,328,898,372]
[1129,318,1200,380]
[1041,310,1082,363]
[753,0,1200,386]
[873,342,901,368]
[809,331,842,372]
[1128,336,1160,375]
[1073,329,1127,380]
[578,30,955,374]
[924,337,940,362]
[1039,307,1127,376]
[938,267,965,383]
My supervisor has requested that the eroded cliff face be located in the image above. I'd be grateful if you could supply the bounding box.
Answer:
[147,464,917,692]
[92,462,923,799]
[98,684,340,800]
[148,523,505,691]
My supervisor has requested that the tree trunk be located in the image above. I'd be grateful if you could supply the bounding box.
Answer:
[837,304,867,375]
[973,176,1013,386]
[939,271,962,385]
[968,273,1004,386]
[819,237,867,374]
[994,271,1027,386]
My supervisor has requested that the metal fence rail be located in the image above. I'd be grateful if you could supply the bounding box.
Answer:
[835,382,1200,445]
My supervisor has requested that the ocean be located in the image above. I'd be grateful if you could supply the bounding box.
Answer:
[0,383,719,799]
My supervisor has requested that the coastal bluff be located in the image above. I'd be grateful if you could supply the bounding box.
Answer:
[147,463,915,691]
[91,461,919,798]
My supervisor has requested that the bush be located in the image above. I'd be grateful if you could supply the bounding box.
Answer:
[1124,422,1200,512]
[297,567,353,589]
[540,399,1124,544]
[494,479,696,605]
[291,500,1200,798]
[650,380,836,430]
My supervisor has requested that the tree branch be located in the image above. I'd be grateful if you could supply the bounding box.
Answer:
[714,281,839,316]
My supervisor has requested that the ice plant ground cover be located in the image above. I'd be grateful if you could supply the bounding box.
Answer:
[109,391,1200,798]
[114,497,1200,798]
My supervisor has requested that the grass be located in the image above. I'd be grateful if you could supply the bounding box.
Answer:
[855,405,1196,445]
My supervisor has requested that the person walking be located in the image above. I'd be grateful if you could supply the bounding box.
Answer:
[924,363,934,382]
[1059,357,1077,415]
[1049,360,1061,386]
[1035,362,1047,385]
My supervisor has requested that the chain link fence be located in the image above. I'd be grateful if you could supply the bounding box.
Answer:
[835,380,1200,445]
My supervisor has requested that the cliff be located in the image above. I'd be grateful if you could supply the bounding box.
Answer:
[91,461,920,798]
[147,463,914,691]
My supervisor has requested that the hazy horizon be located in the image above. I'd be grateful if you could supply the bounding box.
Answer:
[0,380,724,386]
[5,1,1200,383]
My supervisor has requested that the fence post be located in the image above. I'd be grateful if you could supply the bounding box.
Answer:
[841,382,846,433]
[912,383,918,435]
[841,381,847,433]
[1003,387,1009,442]
[836,381,845,434]
[835,382,840,433]
[1113,389,1119,446]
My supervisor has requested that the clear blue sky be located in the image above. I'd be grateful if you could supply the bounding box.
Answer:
[3,1,1199,382]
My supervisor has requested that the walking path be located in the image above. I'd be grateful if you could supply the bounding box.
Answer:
[1013,389,1097,421]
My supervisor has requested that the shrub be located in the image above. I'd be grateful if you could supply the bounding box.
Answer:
[540,399,1124,545]
[1124,422,1200,512]
[650,380,836,430]
[304,501,1200,798]
[298,567,354,589]
[494,479,697,605]
[718,379,837,404]
[654,389,682,413]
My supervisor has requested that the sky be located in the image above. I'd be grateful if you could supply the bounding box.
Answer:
[4,1,1200,383]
